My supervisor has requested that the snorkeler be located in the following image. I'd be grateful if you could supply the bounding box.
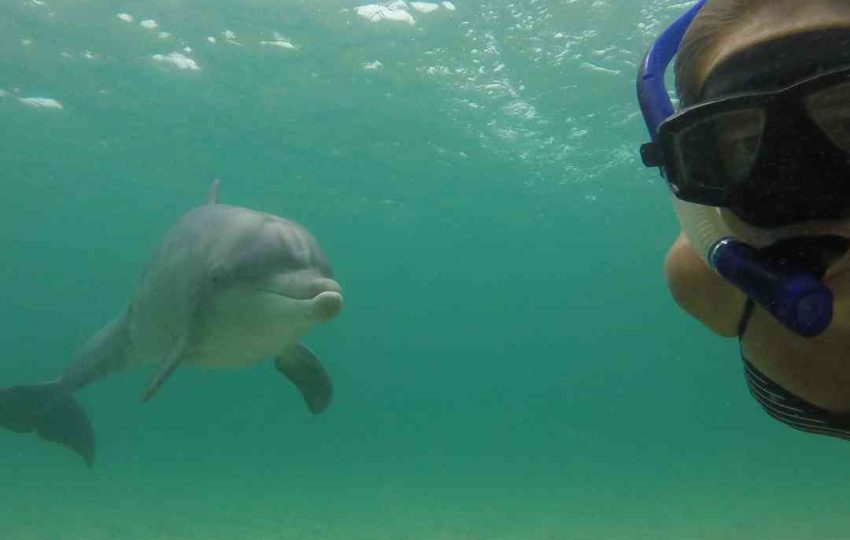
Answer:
[638,0,850,438]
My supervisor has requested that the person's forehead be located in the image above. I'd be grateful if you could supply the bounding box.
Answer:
[699,28,850,101]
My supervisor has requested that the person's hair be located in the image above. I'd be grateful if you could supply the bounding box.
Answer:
[674,0,767,106]
[674,0,850,106]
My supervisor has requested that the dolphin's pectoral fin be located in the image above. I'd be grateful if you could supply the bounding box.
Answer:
[275,343,333,414]
[141,338,188,402]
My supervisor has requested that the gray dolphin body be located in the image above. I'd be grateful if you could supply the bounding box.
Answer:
[0,182,343,466]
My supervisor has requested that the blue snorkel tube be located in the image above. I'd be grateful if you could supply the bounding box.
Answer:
[637,0,833,338]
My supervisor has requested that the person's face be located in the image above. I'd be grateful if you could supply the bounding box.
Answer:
[696,18,850,228]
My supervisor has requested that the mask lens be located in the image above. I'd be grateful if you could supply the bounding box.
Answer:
[672,108,764,194]
[712,109,765,181]
[806,81,850,153]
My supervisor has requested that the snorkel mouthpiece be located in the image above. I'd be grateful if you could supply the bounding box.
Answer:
[637,0,834,338]
[710,239,833,337]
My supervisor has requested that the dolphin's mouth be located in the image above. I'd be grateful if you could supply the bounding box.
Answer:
[256,276,341,300]
[255,278,343,321]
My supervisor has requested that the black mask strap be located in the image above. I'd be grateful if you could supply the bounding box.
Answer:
[701,29,850,101]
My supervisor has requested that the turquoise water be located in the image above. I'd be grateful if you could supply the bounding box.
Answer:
[2,0,850,538]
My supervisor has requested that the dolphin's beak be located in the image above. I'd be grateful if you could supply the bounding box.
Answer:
[312,290,344,321]
[306,278,343,321]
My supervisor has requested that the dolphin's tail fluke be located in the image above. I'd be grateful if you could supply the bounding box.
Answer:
[0,382,95,467]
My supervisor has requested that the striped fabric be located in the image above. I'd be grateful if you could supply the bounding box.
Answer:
[734,240,850,440]
[743,358,850,440]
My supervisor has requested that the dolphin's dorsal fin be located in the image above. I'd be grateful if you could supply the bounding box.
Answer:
[206,179,221,205]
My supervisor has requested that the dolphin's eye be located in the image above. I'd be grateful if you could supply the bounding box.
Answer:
[208,265,227,285]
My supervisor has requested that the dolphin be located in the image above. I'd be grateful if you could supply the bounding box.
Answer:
[0,181,343,466]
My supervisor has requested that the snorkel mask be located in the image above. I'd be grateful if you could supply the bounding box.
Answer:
[637,0,834,337]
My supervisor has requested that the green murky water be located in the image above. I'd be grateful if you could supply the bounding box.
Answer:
[1,1,848,538]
